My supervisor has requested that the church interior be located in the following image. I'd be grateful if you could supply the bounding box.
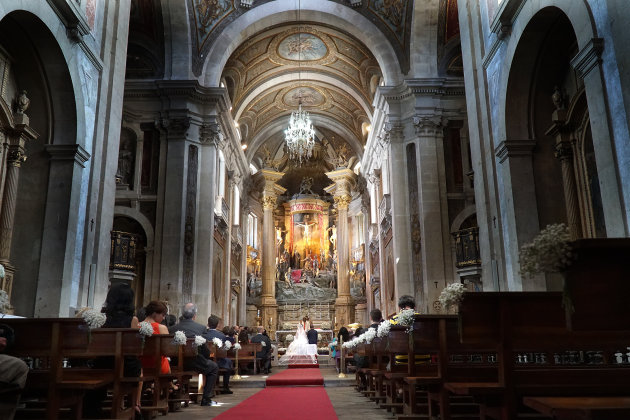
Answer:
[2,0,630,419]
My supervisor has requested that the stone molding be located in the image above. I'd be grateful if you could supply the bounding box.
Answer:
[124,80,230,112]
[571,38,604,78]
[494,139,536,163]
[45,144,91,168]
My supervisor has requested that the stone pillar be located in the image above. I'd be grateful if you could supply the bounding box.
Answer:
[412,116,453,312]
[196,122,222,320]
[325,168,356,326]
[495,139,543,290]
[260,169,285,337]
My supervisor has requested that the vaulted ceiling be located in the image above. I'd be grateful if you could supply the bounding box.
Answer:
[222,22,382,176]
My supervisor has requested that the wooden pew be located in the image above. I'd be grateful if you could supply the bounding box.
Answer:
[399,315,496,420]
[445,292,630,420]
[2,318,113,420]
[166,338,199,410]
[78,327,148,419]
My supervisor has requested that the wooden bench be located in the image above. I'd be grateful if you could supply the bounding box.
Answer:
[523,396,630,420]
[3,318,114,420]
[398,315,496,420]
[445,292,630,420]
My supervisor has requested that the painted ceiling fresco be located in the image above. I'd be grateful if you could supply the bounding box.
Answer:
[188,0,413,75]
[222,23,381,162]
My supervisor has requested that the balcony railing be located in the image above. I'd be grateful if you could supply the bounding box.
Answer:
[452,227,481,268]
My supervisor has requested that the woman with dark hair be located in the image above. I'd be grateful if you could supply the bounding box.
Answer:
[140,301,171,374]
[238,328,250,345]
[85,283,142,417]
[332,327,351,373]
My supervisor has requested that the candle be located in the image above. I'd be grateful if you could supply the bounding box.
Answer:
[257,309,260,317]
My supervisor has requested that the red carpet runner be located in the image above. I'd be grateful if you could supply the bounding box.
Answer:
[266,367,324,386]
[213,367,338,419]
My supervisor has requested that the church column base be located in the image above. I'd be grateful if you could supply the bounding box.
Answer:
[335,295,354,329]
[260,295,278,337]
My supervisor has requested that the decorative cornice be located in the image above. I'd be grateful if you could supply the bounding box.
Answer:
[495,139,536,163]
[571,38,604,78]
[124,80,230,112]
[45,144,91,167]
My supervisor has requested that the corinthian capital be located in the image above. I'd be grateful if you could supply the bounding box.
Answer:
[200,122,224,147]
[8,149,27,167]
[413,115,444,136]
[262,195,277,210]
[334,194,352,210]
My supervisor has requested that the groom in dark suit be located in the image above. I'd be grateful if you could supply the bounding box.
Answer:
[306,323,318,345]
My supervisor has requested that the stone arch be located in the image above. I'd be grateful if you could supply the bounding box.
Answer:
[0,9,89,316]
[113,207,156,306]
[200,2,402,87]
[450,205,477,233]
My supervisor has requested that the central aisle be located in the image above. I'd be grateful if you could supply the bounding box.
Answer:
[213,367,338,419]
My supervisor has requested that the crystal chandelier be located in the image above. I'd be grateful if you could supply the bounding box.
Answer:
[284,0,315,165]
[284,103,315,165]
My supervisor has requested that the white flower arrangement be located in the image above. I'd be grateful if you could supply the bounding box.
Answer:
[286,334,294,342]
[0,289,10,314]
[439,282,466,311]
[80,308,106,329]
[320,321,331,329]
[261,340,266,347]
[194,335,207,346]
[519,223,573,278]
[233,342,242,351]
[212,337,223,348]
[173,331,187,345]
[363,328,377,344]
[377,320,392,338]
[396,309,416,327]
[224,340,232,350]
[0,264,5,279]
[138,321,154,337]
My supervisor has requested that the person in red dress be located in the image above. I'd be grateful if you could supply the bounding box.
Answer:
[140,300,171,374]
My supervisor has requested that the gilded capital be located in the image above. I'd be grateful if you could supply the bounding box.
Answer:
[262,195,277,210]
[334,194,351,209]
[8,149,27,167]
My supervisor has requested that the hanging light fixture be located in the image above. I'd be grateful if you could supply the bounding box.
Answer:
[284,0,315,165]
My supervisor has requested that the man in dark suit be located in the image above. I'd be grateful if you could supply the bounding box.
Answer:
[202,315,234,394]
[168,303,219,406]
[250,326,272,374]
[306,323,318,345]
[369,308,384,330]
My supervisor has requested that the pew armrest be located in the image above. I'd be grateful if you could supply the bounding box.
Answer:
[523,396,630,420]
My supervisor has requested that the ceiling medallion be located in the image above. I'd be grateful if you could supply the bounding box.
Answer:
[284,0,315,166]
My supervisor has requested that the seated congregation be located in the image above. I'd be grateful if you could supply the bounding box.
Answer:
[0,283,272,420]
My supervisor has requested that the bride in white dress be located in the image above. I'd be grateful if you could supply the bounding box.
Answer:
[278,316,318,365]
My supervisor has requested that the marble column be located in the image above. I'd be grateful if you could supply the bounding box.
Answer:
[325,168,355,326]
[260,169,285,337]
